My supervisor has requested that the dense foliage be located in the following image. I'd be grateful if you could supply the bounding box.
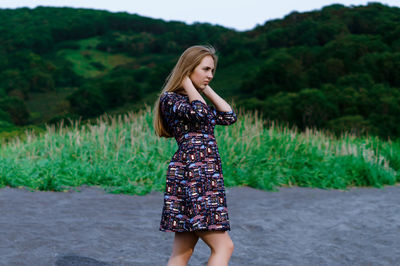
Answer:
[240,3,400,139]
[0,3,400,139]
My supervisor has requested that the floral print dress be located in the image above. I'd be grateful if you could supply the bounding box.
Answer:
[159,91,237,232]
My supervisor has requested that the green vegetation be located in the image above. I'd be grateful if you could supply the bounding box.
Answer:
[0,3,399,194]
[1,3,400,140]
[57,37,136,78]
[0,107,398,195]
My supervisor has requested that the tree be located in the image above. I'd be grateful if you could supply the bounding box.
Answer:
[241,50,304,99]
[292,88,338,129]
[262,92,296,124]
[327,115,373,137]
[0,97,30,125]
[68,84,107,118]
[101,76,141,108]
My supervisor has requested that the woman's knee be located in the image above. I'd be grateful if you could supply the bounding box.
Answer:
[227,239,234,253]
[171,242,196,258]
[182,247,195,257]
[197,231,234,254]
[213,238,234,254]
[169,248,195,265]
[173,248,194,259]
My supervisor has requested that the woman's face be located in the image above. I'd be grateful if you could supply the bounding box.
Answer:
[189,55,214,90]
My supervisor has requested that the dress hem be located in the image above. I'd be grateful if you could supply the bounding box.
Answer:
[159,227,231,233]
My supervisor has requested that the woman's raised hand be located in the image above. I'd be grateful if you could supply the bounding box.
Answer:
[181,76,193,90]
[181,76,205,94]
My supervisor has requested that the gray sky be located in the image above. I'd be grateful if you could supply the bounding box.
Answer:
[1,0,399,31]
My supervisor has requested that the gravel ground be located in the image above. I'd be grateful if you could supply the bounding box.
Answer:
[1,185,399,266]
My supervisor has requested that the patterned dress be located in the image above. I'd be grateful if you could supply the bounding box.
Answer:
[159,91,237,232]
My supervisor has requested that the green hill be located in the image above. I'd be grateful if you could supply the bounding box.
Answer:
[1,3,400,140]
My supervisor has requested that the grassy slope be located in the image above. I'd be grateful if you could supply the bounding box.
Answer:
[23,37,134,125]
[0,106,398,195]
[25,37,139,124]
[26,35,255,120]
[57,37,136,78]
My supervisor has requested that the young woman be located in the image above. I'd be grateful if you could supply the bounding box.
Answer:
[153,45,237,266]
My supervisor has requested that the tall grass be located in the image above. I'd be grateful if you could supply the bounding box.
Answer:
[0,105,398,195]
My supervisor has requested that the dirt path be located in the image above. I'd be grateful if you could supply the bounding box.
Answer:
[1,185,399,265]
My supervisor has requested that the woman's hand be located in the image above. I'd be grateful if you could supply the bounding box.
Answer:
[181,76,205,94]
[181,76,193,90]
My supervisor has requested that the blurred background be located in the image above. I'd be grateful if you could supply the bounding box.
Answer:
[0,0,399,194]
[0,0,400,140]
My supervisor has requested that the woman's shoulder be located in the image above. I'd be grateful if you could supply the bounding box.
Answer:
[161,91,186,100]
[160,92,179,107]
[161,91,173,100]
[161,91,177,97]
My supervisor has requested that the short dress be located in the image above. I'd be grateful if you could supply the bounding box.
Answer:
[159,91,238,232]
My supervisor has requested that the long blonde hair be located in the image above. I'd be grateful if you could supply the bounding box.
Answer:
[153,45,218,138]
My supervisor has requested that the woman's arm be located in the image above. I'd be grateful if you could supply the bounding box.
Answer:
[202,85,237,125]
[182,76,207,105]
[180,77,236,125]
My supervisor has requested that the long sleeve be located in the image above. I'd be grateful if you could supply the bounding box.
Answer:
[160,92,211,123]
[210,105,237,126]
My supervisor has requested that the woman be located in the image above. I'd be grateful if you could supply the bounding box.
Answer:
[153,45,237,266]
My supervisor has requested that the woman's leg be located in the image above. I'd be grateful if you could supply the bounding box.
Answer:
[194,230,234,266]
[167,232,199,266]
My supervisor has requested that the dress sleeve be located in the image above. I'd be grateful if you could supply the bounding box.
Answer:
[210,105,238,126]
[160,92,211,122]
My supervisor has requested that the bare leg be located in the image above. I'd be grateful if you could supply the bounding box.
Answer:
[194,230,234,266]
[167,232,199,266]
